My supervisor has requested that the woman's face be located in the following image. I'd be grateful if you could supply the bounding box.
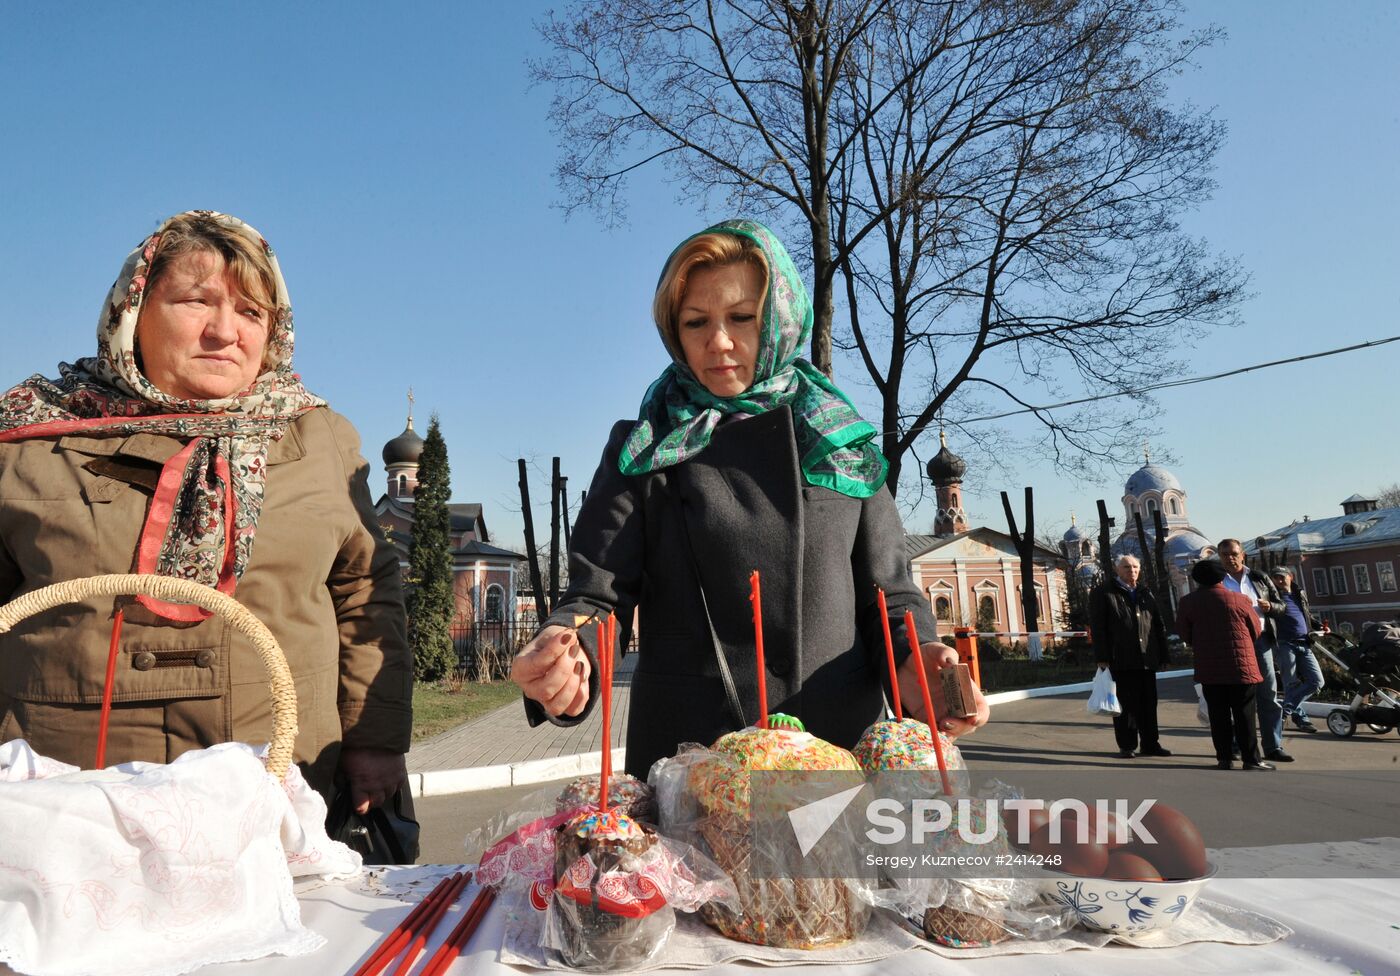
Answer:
[135,250,270,400]
[678,261,762,398]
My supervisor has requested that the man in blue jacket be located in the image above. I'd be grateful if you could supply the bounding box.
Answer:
[1269,566,1325,734]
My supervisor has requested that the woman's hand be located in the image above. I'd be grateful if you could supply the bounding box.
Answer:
[896,640,990,738]
[339,747,408,814]
[511,625,592,717]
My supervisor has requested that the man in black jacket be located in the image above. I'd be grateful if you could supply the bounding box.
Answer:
[1089,554,1172,759]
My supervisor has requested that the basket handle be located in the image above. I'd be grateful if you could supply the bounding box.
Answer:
[0,573,298,781]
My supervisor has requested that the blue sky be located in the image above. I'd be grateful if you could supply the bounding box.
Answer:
[2,1,1395,554]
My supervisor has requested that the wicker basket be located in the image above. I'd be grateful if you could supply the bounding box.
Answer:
[0,573,298,780]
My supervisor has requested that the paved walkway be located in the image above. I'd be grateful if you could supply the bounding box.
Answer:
[405,667,1398,797]
[405,652,636,795]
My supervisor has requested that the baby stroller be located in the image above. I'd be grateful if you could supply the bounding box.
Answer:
[1309,624,1400,738]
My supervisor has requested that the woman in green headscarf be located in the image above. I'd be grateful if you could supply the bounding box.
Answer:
[513,220,988,777]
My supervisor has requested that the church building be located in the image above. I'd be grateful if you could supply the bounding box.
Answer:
[1058,453,1215,615]
[373,405,526,628]
[906,433,1070,640]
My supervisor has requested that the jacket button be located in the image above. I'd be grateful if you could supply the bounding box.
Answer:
[194,649,216,668]
[132,651,156,672]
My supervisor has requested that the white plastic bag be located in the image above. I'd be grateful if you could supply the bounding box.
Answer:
[1194,683,1211,726]
[1086,668,1122,716]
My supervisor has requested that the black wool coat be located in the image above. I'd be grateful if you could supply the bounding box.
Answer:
[1088,580,1170,671]
[524,407,937,779]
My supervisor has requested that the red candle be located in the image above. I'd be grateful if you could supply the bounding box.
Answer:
[95,609,125,768]
[598,617,612,810]
[875,588,902,720]
[390,871,471,976]
[420,885,497,976]
[749,570,769,730]
[904,610,952,796]
[353,870,465,976]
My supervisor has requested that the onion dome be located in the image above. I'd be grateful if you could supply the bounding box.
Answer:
[1125,463,1182,497]
[1063,513,1088,544]
[382,421,424,466]
[926,430,967,485]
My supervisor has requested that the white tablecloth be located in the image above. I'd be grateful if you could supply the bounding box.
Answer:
[5,854,1398,975]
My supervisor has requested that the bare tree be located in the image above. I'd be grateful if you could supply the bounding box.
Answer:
[1376,482,1400,509]
[535,0,1247,493]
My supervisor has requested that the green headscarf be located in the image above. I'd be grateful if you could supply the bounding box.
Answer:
[618,219,887,497]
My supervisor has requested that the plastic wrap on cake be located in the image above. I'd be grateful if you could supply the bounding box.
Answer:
[545,809,671,970]
[652,726,873,949]
[854,752,1074,949]
[478,805,735,972]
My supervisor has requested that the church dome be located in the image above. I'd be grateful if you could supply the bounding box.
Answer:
[383,424,424,466]
[1124,463,1182,497]
[1063,519,1089,544]
[926,432,966,485]
[1165,529,1213,560]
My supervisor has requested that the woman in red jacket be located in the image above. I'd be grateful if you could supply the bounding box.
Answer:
[1177,559,1269,770]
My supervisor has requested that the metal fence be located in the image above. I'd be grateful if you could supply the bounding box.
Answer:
[447,613,641,682]
[450,615,536,682]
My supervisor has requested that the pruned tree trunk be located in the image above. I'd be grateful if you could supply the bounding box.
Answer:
[1001,487,1042,660]
[1132,512,1161,607]
[1096,500,1115,577]
[1152,508,1176,631]
[518,459,548,621]
[549,456,562,612]
[560,475,571,551]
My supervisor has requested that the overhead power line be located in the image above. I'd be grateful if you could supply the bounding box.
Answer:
[939,334,1400,428]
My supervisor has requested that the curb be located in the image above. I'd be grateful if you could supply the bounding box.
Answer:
[984,668,1194,705]
[411,671,1197,797]
[412,749,622,799]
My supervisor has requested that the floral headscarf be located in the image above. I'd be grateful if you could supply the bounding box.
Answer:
[618,219,887,497]
[0,210,326,619]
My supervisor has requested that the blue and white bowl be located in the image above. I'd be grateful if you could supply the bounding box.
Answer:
[1044,863,1216,933]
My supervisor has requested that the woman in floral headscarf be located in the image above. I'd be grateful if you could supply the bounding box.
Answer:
[0,211,412,811]
[512,220,989,777]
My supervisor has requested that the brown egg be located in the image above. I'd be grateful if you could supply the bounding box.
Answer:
[1081,806,1131,848]
[1126,803,1208,880]
[1029,823,1109,878]
[1104,850,1163,881]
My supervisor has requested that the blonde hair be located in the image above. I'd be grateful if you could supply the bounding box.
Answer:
[145,213,278,313]
[653,232,769,345]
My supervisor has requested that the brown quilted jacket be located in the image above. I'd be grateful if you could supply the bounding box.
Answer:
[1177,584,1263,685]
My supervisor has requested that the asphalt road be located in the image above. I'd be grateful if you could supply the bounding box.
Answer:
[415,676,1400,865]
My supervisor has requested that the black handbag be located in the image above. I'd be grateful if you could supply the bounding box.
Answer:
[325,783,421,865]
